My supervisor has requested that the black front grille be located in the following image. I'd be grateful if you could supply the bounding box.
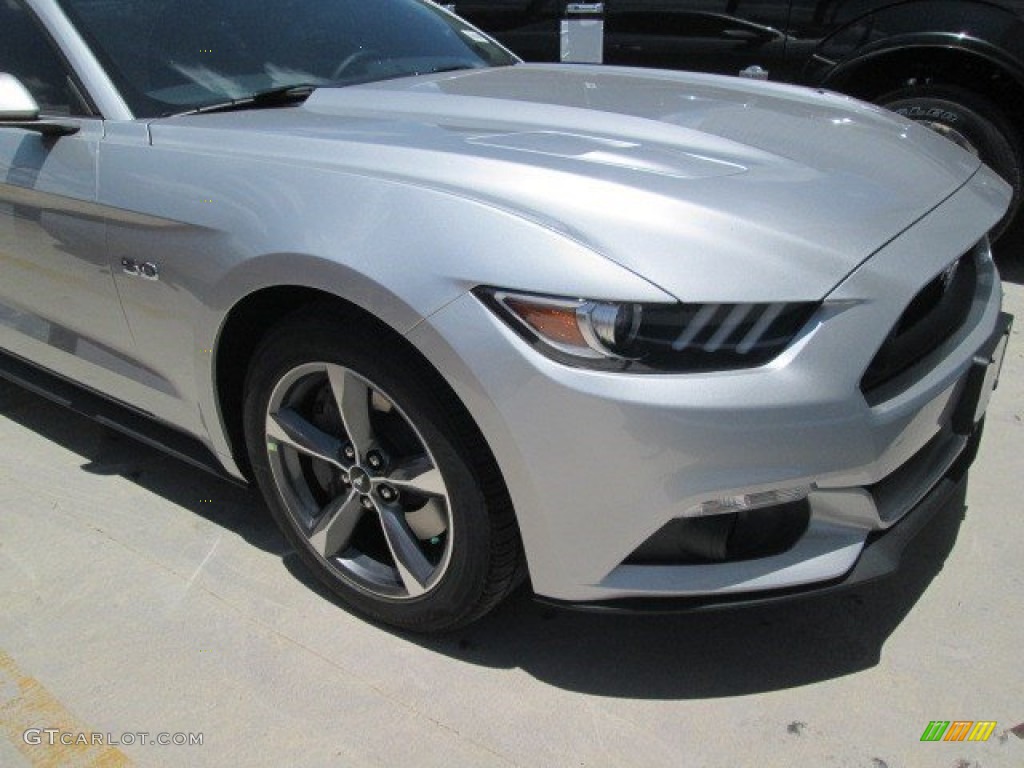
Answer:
[860,244,980,395]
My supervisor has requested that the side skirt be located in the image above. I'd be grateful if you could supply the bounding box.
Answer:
[0,348,244,486]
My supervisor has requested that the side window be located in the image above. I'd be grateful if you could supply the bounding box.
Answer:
[0,0,84,116]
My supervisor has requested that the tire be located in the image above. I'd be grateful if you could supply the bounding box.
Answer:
[877,85,1023,242]
[242,307,523,632]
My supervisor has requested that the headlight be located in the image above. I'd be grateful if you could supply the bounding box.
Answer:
[477,288,818,372]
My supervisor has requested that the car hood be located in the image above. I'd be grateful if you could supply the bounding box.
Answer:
[152,64,998,302]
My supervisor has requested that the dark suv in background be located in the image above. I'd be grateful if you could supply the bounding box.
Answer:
[452,0,1024,242]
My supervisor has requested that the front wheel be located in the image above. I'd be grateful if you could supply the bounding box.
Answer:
[242,309,522,632]
[877,85,1023,242]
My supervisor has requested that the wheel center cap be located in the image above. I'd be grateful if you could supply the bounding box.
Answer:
[349,467,372,495]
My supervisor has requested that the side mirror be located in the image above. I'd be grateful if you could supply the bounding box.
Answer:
[0,73,80,137]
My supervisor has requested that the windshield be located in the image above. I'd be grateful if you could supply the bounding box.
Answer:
[56,0,517,117]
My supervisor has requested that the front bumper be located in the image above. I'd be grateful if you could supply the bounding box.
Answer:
[407,170,1011,605]
[533,377,987,614]
[535,461,970,613]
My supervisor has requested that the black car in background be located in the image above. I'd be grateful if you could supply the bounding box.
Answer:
[452,0,1024,242]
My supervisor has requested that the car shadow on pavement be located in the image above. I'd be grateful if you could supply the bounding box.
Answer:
[0,378,289,558]
[0,377,969,700]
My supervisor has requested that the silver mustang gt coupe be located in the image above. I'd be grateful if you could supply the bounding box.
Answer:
[0,0,1013,631]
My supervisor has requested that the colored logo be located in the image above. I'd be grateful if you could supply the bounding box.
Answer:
[920,721,997,742]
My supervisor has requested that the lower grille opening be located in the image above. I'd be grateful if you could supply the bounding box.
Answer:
[625,500,811,565]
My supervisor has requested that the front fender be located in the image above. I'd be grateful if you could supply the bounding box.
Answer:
[802,1,1024,88]
[187,169,672,476]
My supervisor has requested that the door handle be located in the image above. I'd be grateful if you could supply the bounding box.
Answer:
[723,28,761,41]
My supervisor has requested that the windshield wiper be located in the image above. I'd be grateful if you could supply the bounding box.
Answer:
[177,84,320,116]
[417,64,479,76]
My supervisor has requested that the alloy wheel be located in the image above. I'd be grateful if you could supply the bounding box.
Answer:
[264,362,453,599]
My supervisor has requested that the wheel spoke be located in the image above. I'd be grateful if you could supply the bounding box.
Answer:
[327,365,374,458]
[267,408,343,466]
[387,454,446,498]
[377,503,435,597]
[308,492,364,559]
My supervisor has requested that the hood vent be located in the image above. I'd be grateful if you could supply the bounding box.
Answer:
[466,130,746,179]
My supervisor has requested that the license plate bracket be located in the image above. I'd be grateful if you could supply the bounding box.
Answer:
[952,312,1013,436]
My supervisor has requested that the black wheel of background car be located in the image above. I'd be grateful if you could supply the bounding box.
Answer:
[242,308,523,632]
[877,86,1023,243]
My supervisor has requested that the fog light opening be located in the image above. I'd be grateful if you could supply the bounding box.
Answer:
[626,496,812,565]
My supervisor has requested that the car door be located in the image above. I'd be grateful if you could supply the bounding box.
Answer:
[604,0,792,77]
[457,1,795,78]
[0,0,136,393]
